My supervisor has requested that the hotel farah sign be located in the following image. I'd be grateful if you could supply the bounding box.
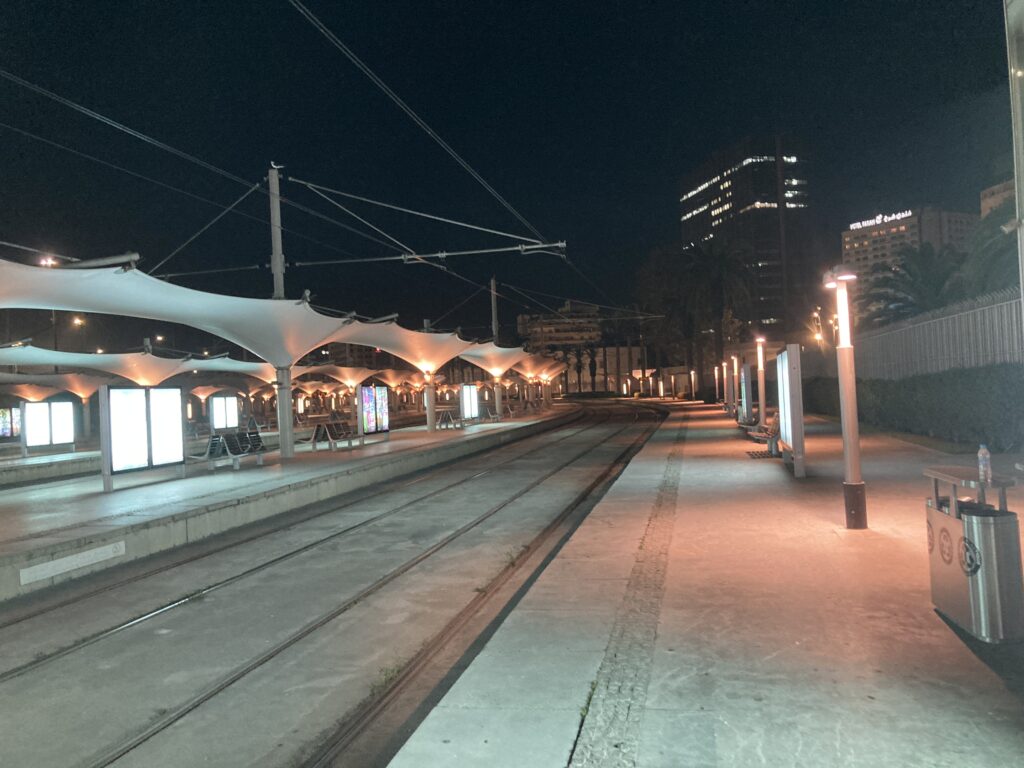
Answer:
[848,210,913,231]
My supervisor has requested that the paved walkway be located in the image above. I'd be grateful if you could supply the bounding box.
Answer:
[390,402,1024,767]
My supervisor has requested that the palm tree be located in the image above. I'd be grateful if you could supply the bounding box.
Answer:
[679,238,753,367]
[858,244,966,327]
[958,198,1019,297]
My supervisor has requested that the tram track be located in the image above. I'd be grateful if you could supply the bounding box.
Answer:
[81,405,659,768]
[0,402,665,768]
[0,407,591,632]
[0,408,605,682]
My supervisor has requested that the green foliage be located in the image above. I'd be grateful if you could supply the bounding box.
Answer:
[858,244,967,327]
[960,198,1020,297]
[804,364,1024,450]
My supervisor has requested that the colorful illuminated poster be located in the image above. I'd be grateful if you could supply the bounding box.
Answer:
[0,408,11,438]
[375,386,389,432]
[12,407,20,437]
[361,385,377,434]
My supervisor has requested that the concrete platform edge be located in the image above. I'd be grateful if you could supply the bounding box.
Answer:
[0,409,578,603]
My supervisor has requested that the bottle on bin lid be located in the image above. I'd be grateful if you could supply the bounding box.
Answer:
[978,444,992,484]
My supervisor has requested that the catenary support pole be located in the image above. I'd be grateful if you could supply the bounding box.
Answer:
[269,164,286,300]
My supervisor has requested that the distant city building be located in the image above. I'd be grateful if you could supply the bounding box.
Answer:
[841,207,978,279]
[516,301,602,350]
[678,135,813,333]
[980,179,1015,218]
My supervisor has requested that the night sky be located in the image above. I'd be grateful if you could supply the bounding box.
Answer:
[0,1,1013,344]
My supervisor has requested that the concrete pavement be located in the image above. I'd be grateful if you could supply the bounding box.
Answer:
[390,402,1024,767]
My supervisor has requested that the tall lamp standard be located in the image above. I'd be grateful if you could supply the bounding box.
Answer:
[824,265,867,529]
[755,336,767,428]
[713,365,720,402]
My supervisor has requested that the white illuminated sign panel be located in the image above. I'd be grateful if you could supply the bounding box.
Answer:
[848,209,912,231]
[24,402,52,447]
[23,401,76,447]
[775,344,806,478]
[107,387,184,474]
[460,384,479,420]
[50,402,75,445]
[150,388,184,467]
[110,389,149,472]
[210,395,239,430]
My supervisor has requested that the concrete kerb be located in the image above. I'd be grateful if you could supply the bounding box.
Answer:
[0,408,582,604]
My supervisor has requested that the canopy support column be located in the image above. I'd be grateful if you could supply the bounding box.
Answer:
[493,378,503,422]
[276,366,294,458]
[425,383,437,431]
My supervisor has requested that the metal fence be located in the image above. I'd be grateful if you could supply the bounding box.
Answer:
[850,288,1024,380]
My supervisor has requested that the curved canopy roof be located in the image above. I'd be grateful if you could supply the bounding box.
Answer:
[326,322,475,375]
[0,372,113,400]
[0,260,355,368]
[0,384,64,402]
[303,365,380,388]
[0,345,187,386]
[513,353,563,380]
[459,342,532,378]
[187,357,277,383]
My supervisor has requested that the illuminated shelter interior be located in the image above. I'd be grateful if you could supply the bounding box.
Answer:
[303,366,381,389]
[0,371,113,401]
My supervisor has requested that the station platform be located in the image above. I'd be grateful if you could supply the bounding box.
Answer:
[390,403,1024,767]
[0,408,574,603]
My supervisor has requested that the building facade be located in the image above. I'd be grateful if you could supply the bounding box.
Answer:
[980,179,1014,218]
[840,207,978,278]
[679,135,813,334]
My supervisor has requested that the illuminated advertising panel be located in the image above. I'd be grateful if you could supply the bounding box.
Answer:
[107,387,184,473]
[24,402,52,447]
[0,408,12,438]
[361,386,377,434]
[50,402,75,445]
[12,407,20,437]
[110,389,149,472]
[149,388,184,466]
[460,384,479,420]
[375,386,389,432]
[210,395,239,430]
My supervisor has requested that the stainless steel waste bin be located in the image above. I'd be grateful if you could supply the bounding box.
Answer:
[925,467,1024,643]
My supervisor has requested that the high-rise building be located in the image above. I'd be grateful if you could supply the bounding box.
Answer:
[840,207,978,278]
[678,135,813,333]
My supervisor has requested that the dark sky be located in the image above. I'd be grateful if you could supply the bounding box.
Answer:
[0,0,1013,342]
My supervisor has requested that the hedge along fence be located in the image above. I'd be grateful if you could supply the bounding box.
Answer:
[803,363,1024,451]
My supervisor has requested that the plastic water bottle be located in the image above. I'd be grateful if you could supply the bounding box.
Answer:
[978,444,992,484]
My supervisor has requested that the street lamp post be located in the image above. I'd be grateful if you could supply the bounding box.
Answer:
[824,265,867,529]
[713,365,720,402]
[755,337,767,428]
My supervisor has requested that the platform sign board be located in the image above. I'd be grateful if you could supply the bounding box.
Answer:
[210,395,239,430]
[21,401,75,450]
[100,386,185,492]
[776,343,806,478]
[460,384,479,420]
[738,364,754,423]
[357,385,390,436]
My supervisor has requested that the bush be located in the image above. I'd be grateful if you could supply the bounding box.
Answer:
[803,364,1024,450]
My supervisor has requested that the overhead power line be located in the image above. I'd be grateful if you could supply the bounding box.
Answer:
[284,0,546,241]
[288,178,541,244]
[0,120,365,262]
[148,182,263,274]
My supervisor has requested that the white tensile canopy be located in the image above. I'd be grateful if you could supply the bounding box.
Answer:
[458,342,532,378]
[513,353,563,380]
[0,384,63,402]
[0,345,188,386]
[303,365,380,389]
[327,322,476,375]
[0,261,354,368]
[373,369,415,388]
[0,344,282,387]
[0,261,484,372]
[0,372,113,400]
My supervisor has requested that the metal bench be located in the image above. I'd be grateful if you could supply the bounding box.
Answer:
[312,421,358,451]
[437,409,463,429]
[746,414,780,456]
[219,430,268,469]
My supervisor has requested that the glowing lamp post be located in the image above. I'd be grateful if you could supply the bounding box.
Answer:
[731,356,739,416]
[714,365,720,402]
[755,337,767,428]
[824,265,867,529]
[689,369,696,400]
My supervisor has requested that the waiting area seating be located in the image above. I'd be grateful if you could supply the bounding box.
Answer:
[189,428,269,470]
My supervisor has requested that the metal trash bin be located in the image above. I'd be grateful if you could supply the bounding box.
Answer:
[925,467,1024,643]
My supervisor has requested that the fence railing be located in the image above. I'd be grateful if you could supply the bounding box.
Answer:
[844,288,1023,380]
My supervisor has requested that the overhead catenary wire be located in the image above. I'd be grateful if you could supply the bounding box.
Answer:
[0,121,365,262]
[284,0,545,241]
[499,281,660,317]
[302,184,416,254]
[148,182,263,274]
[288,178,542,244]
